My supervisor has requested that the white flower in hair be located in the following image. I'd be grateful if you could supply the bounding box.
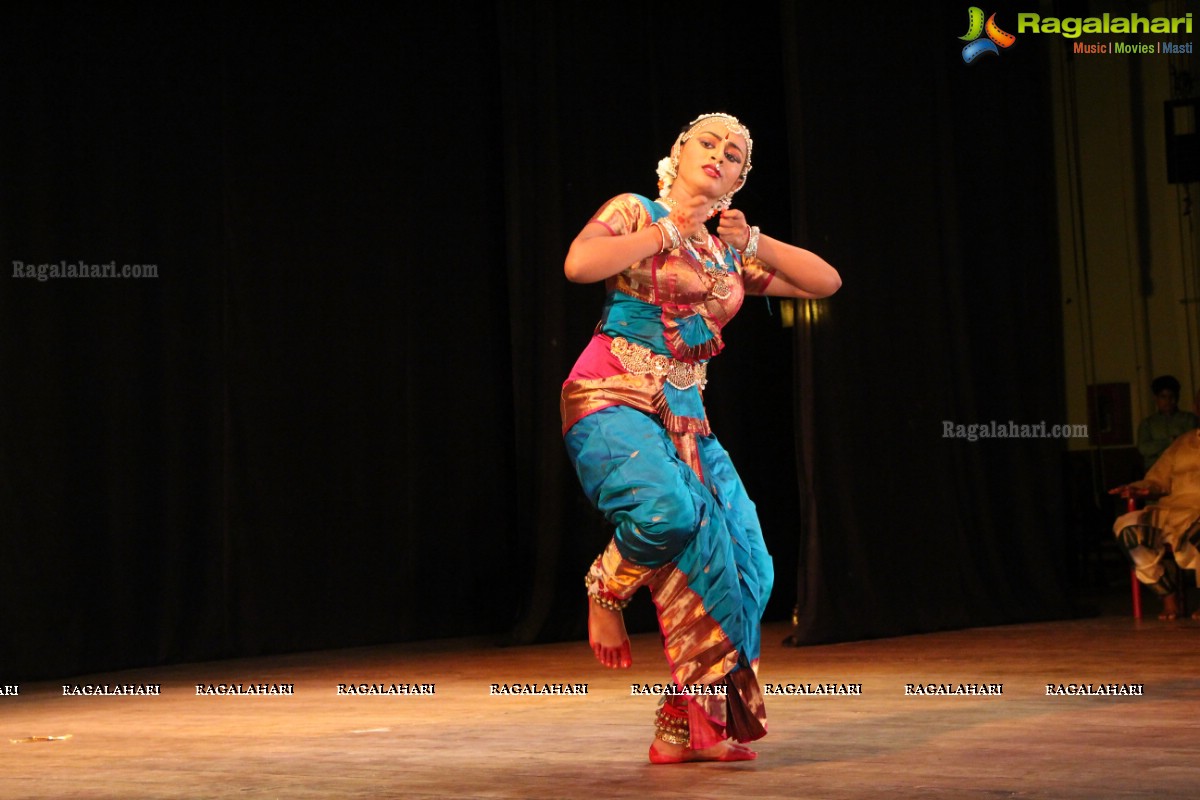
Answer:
[656,157,677,198]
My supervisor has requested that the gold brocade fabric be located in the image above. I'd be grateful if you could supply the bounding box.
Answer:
[740,255,776,296]
[586,543,769,742]
[650,563,738,687]
[587,539,657,601]
[650,563,768,741]
[588,194,778,301]
[563,194,778,442]
[669,430,703,481]
[725,668,768,743]
[589,194,777,350]
[561,371,660,430]
[560,367,713,440]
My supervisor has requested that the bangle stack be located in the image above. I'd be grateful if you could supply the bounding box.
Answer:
[653,218,683,253]
[741,225,761,260]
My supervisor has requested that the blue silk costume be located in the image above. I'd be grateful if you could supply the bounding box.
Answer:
[561,194,776,743]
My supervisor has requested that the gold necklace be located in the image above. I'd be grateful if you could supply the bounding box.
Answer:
[681,235,732,300]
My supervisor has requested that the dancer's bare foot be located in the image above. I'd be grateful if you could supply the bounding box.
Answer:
[587,598,632,669]
[1159,593,1181,620]
[648,738,758,764]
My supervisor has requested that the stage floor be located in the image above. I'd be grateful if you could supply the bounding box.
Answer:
[3,613,1199,799]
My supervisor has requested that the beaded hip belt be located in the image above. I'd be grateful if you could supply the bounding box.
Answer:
[610,336,707,391]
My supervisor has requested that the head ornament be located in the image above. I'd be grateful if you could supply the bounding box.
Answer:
[655,113,753,213]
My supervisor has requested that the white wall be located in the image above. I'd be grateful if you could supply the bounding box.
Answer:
[1053,0,1200,450]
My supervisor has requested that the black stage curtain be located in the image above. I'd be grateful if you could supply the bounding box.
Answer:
[2,2,1069,682]
[785,2,1073,643]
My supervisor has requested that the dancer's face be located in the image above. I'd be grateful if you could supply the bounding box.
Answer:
[675,123,747,199]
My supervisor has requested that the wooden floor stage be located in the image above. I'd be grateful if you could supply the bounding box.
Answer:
[3,614,1199,799]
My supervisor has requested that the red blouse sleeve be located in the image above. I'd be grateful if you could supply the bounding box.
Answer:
[589,194,651,237]
[740,254,777,296]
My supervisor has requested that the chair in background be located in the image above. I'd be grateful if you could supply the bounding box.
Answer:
[1123,495,1189,620]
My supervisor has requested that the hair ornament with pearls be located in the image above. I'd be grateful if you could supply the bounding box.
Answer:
[655,112,754,201]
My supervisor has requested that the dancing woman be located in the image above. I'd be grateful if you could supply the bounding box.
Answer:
[560,113,841,763]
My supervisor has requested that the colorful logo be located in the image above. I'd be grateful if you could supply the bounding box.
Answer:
[959,7,1016,63]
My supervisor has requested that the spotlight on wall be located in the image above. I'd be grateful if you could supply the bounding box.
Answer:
[780,299,825,329]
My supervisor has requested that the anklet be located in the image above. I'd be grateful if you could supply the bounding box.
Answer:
[654,705,689,746]
[584,555,631,610]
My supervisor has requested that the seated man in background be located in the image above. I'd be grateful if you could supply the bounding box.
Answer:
[1137,375,1197,469]
[1111,427,1200,620]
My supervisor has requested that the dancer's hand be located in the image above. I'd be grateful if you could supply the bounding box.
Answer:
[668,195,710,241]
[717,208,751,251]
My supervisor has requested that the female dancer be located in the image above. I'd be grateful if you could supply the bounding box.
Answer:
[560,113,841,763]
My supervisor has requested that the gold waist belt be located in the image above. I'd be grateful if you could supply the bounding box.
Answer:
[610,336,707,391]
